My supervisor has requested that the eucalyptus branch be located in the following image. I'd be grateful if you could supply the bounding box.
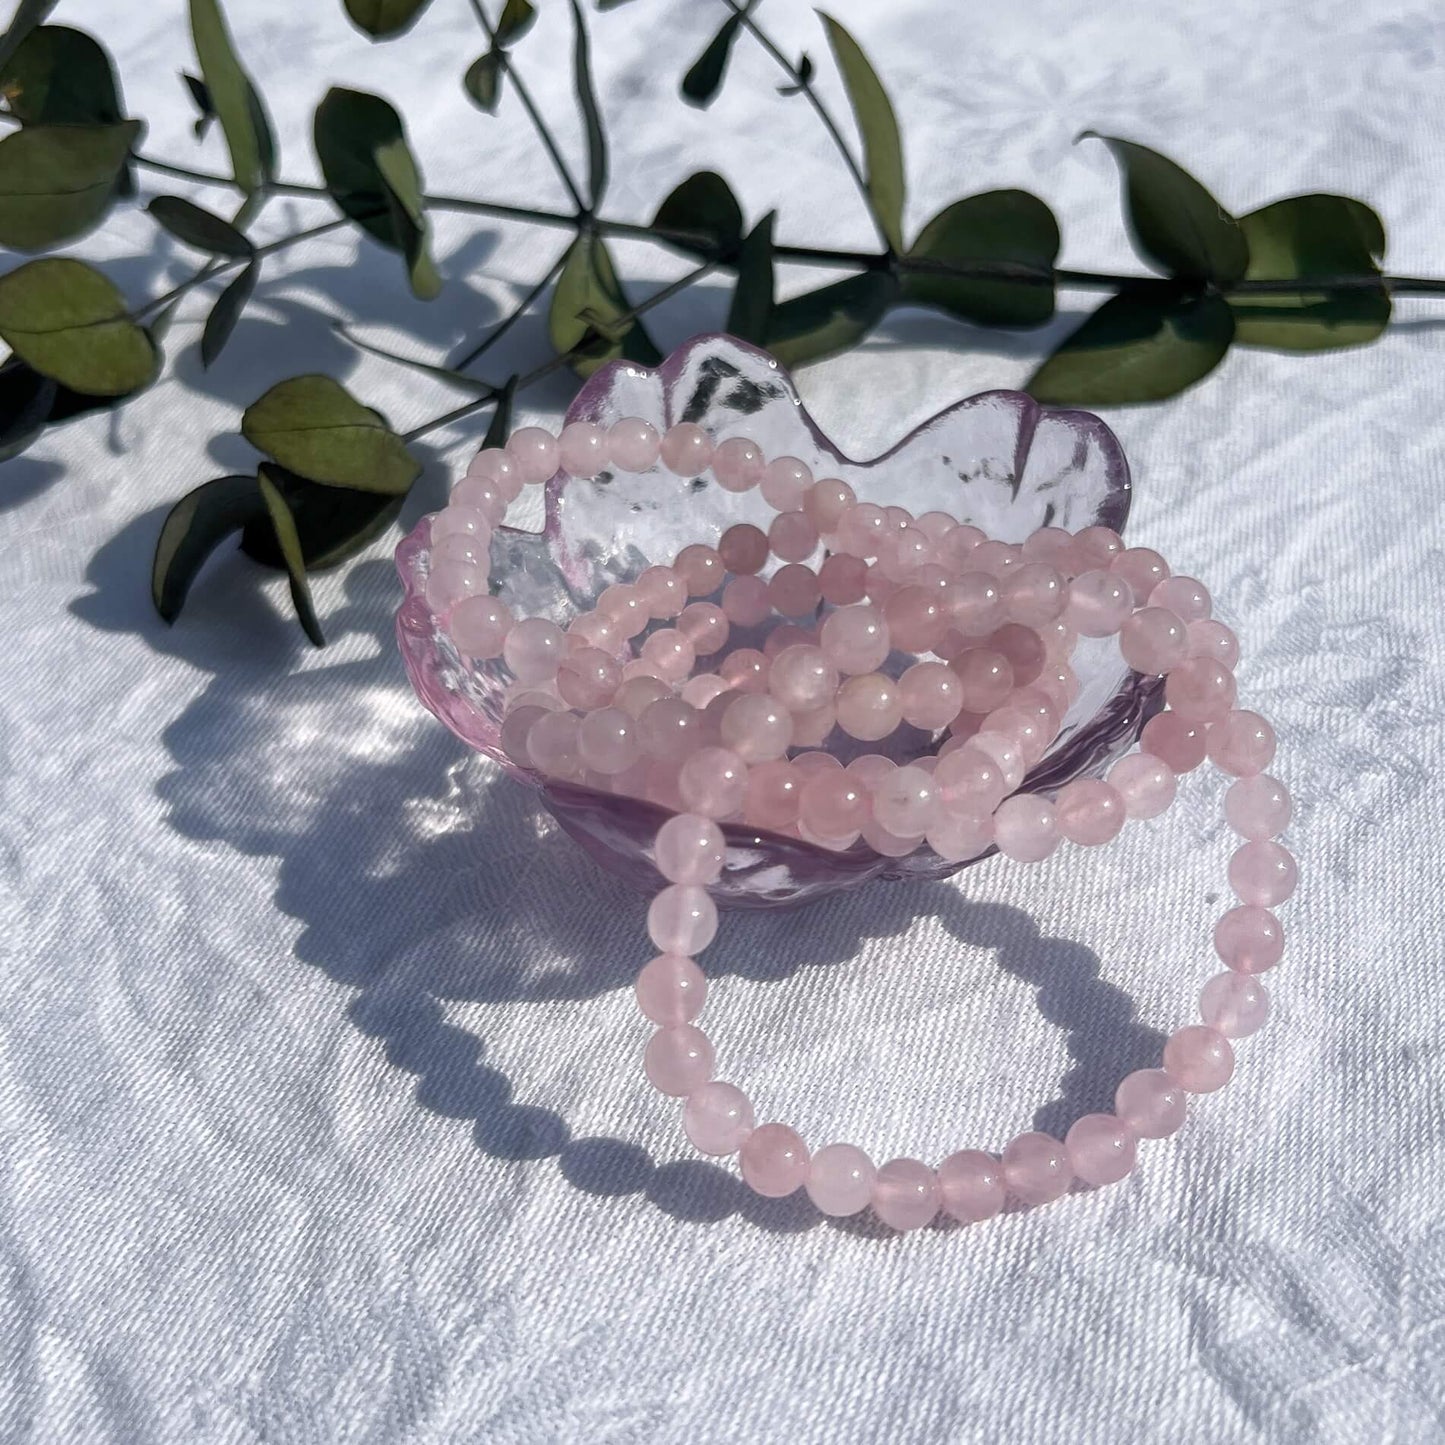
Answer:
[451,247,570,372]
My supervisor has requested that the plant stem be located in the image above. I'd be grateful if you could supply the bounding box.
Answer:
[451,248,571,372]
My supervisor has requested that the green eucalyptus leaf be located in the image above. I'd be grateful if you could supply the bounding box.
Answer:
[147,194,253,257]
[151,473,267,623]
[1026,288,1235,406]
[374,136,442,299]
[549,231,660,376]
[681,14,740,108]
[766,269,897,367]
[257,465,325,646]
[200,258,256,368]
[1086,133,1247,286]
[241,374,421,494]
[496,0,536,45]
[463,50,503,113]
[0,257,156,395]
[566,0,607,205]
[483,376,517,449]
[0,355,57,463]
[903,189,1060,327]
[0,119,141,250]
[343,0,433,39]
[189,0,268,195]
[819,13,905,253]
[0,24,123,124]
[240,463,402,572]
[0,0,57,73]
[1231,193,1390,351]
[727,209,775,343]
[652,171,743,260]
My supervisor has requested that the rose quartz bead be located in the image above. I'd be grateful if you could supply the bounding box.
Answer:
[673,545,724,598]
[1164,1025,1234,1093]
[660,422,713,476]
[594,584,646,640]
[568,611,621,654]
[1151,574,1212,622]
[939,523,985,567]
[1201,972,1270,1039]
[1140,711,1208,772]
[986,623,1046,686]
[1110,546,1170,605]
[740,1123,810,1197]
[607,416,661,472]
[952,648,1015,714]
[720,694,793,762]
[466,447,522,499]
[557,647,620,708]
[1114,1069,1187,1138]
[899,661,963,730]
[759,455,811,511]
[719,648,770,695]
[636,564,685,619]
[859,815,923,857]
[925,809,992,862]
[1055,779,1125,845]
[863,560,897,607]
[503,616,566,682]
[1003,1132,1072,1204]
[431,506,493,551]
[506,425,559,484]
[762,625,813,662]
[935,1151,1005,1223]
[799,770,870,838]
[577,706,639,774]
[450,594,512,658]
[1108,753,1177,819]
[818,553,867,605]
[1004,563,1066,625]
[1214,905,1284,973]
[499,704,548,768]
[769,511,820,564]
[1120,606,1189,674]
[678,746,747,818]
[993,794,1059,862]
[718,523,769,576]
[973,539,1022,577]
[1065,569,1134,637]
[1072,524,1124,572]
[884,586,947,654]
[871,766,938,835]
[1020,525,1072,567]
[644,1024,714,1096]
[426,557,486,613]
[945,572,1005,637]
[1187,618,1240,670]
[806,1143,875,1216]
[634,953,707,1024]
[743,759,801,830]
[806,477,856,533]
[634,697,699,762]
[979,706,1051,767]
[678,602,729,657]
[768,563,821,618]
[640,629,695,682]
[1225,774,1292,839]
[768,645,836,712]
[836,673,903,741]
[836,502,889,557]
[1037,618,1077,659]
[647,883,718,955]
[451,474,510,524]
[820,605,890,674]
[527,709,582,778]
[872,1159,940,1231]
[654,812,726,884]
[1228,841,1297,906]
[1066,1114,1137,1186]
[712,435,764,492]
[1207,710,1276,778]
[682,675,730,711]
[716,577,766,629]
[681,1081,754,1156]
[970,730,1026,791]
[1165,658,1237,723]
[557,421,608,479]
[1035,661,1079,712]
[934,742,1006,814]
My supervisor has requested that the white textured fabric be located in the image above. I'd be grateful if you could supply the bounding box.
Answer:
[4,1,1445,1441]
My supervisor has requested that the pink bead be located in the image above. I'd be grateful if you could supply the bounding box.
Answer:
[718,523,768,575]
[744,759,802,830]
[871,765,938,835]
[644,1024,714,1095]
[719,648,770,695]
[952,648,1014,713]
[818,553,868,605]
[836,502,889,557]
[1140,711,1209,772]
[871,1158,940,1232]
[1065,1114,1137,1186]
[431,506,493,550]
[1187,619,1240,670]
[598,583,649,638]
[940,523,985,567]
[945,572,1004,636]
[1165,658,1237,723]
[712,436,764,492]
[660,422,713,476]
[820,605,890,675]
[1228,841,1297,906]
[557,646,620,708]
[799,770,871,838]
[681,674,730,710]
[557,421,608,478]
[769,645,837,712]
[934,742,1006,814]
[506,425,559,484]
[1021,526,1073,568]
[499,704,549,768]
[979,704,1051,766]
[1110,546,1170,605]
[859,815,923,856]
[806,477,856,533]
[466,447,522,499]
[899,661,963,730]
[806,1143,875,1216]
[1164,1025,1234,1093]
[683,1082,754,1155]
[449,594,512,658]
[740,1123,810,1197]
[678,602,729,657]
[768,563,821,618]
[1214,905,1285,973]
[769,510,820,563]
[884,586,947,654]
[985,623,1045,687]
[637,698,702,762]
[568,611,620,654]
[578,706,639,774]
[678,746,747,818]
[1002,1132,1072,1204]
[937,1150,1005,1223]
[527,709,582,778]
[720,694,793,762]
[432,530,490,576]
[647,883,718,955]
[636,565,685,619]
[654,812,726,884]
[426,558,486,613]
[635,953,707,1024]
[1114,1069,1187,1138]
[640,629,695,682]
[925,809,992,862]
[607,416,661,472]
[970,730,1026,791]
[993,794,1059,862]
[673,545,724,598]
[836,673,903,741]
[1055,778,1125,845]
[451,474,509,524]
[1150,574,1212,623]
[1065,569,1133,637]
[1004,563,1066,624]
[1207,710,1277,777]
[503,616,566,682]
[1120,606,1189,674]
[973,539,1021,577]
[721,575,770,626]
[1108,753,1177,819]
[1225,774,1292,839]
[1200,972,1271,1038]
[1072,524,1124,571]
[760,455,812,511]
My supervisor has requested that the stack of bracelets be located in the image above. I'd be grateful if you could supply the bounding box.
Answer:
[422,415,1294,1230]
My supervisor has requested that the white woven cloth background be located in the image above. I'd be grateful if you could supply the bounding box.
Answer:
[3,1,1444,1441]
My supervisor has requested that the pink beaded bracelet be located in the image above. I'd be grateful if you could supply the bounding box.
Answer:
[423,415,1294,1231]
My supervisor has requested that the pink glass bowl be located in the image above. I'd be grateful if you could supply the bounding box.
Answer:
[396,333,1162,907]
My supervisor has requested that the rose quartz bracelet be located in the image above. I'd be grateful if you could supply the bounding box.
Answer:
[423,417,1294,1230]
